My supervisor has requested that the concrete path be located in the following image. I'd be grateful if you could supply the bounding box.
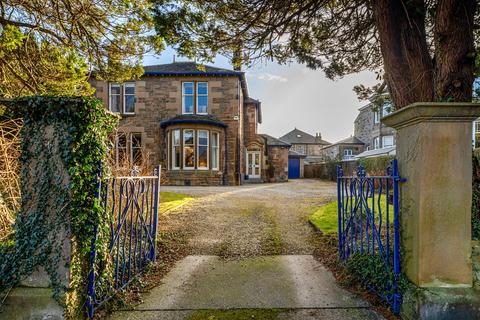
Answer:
[108,180,383,320]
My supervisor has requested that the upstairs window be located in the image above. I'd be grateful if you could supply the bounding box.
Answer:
[374,110,381,124]
[109,84,121,113]
[344,149,353,156]
[182,82,194,114]
[182,81,208,114]
[197,82,208,114]
[109,82,136,114]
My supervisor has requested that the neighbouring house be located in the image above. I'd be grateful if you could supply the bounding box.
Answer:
[354,96,396,153]
[321,136,365,161]
[279,128,331,164]
[89,61,288,186]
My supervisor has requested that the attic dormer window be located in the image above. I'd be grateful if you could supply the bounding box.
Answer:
[182,81,208,115]
[297,134,301,138]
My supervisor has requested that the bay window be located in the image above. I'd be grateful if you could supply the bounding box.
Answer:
[212,132,219,170]
[183,129,195,169]
[197,130,209,169]
[172,129,181,170]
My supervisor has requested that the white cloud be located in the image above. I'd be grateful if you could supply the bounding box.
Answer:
[248,72,288,82]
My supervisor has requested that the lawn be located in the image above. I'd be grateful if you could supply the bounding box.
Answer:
[159,192,195,214]
[309,198,394,235]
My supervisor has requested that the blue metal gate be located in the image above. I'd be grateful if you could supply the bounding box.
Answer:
[337,160,404,314]
[86,166,161,318]
[288,158,300,179]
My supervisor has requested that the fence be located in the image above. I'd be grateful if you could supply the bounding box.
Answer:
[86,166,161,318]
[337,160,404,314]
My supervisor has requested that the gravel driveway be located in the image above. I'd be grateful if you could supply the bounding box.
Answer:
[159,179,336,258]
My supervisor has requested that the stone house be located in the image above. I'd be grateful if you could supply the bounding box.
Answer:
[260,134,291,182]
[279,128,331,164]
[354,98,396,151]
[321,136,365,160]
[90,62,287,186]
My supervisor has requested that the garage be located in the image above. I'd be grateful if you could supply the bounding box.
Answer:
[288,150,306,179]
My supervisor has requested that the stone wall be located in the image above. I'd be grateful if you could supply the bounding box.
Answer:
[90,76,243,185]
[354,105,396,149]
[266,146,289,182]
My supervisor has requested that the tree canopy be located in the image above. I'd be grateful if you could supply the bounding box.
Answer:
[0,0,163,97]
[152,0,479,109]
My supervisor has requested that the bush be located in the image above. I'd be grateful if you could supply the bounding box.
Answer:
[359,155,395,176]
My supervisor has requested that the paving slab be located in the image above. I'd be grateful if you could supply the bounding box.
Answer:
[109,255,378,320]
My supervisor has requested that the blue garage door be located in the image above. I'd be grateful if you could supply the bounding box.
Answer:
[288,158,300,179]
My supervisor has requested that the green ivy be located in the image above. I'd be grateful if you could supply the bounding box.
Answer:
[345,252,411,311]
[472,152,480,240]
[0,96,117,318]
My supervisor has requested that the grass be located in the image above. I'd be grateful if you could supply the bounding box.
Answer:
[309,198,394,235]
[187,309,282,320]
[159,192,195,214]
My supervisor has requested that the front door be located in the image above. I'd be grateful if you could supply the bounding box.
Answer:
[246,151,261,178]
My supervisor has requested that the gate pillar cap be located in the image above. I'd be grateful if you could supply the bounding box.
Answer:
[382,102,480,130]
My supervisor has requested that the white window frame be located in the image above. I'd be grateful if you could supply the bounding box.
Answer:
[211,132,220,170]
[123,82,136,114]
[475,121,480,133]
[171,129,181,170]
[182,82,194,114]
[196,82,208,115]
[373,137,380,150]
[197,130,209,170]
[183,129,195,169]
[130,132,142,164]
[382,135,394,148]
[344,149,353,156]
[109,83,121,113]
[374,110,381,124]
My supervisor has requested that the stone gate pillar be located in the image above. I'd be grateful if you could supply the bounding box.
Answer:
[383,102,480,318]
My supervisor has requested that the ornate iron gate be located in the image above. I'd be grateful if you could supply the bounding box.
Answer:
[86,166,161,318]
[337,160,404,314]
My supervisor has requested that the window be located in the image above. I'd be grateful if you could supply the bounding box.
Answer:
[475,121,480,133]
[109,83,136,114]
[124,83,136,114]
[116,133,127,164]
[382,135,394,148]
[183,129,195,169]
[109,83,121,113]
[373,137,380,150]
[382,101,392,117]
[344,149,353,156]
[374,110,381,124]
[182,82,194,114]
[131,133,142,165]
[197,130,209,169]
[212,132,219,170]
[197,82,208,114]
[293,144,305,155]
[172,129,181,170]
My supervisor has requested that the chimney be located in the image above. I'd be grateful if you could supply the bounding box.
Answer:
[316,132,322,140]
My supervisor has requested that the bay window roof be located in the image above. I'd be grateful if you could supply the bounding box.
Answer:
[160,114,227,128]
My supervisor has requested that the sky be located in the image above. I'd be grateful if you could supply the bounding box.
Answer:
[144,48,378,143]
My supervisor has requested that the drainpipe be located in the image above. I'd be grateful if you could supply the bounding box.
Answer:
[223,127,228,185]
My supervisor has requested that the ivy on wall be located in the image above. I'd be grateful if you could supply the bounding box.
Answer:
[0,96,117,318]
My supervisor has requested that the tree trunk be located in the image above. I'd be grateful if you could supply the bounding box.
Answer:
[434,0,476,102]
[373,0,434,109]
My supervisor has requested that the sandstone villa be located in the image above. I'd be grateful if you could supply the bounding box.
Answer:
[90,62,290,186]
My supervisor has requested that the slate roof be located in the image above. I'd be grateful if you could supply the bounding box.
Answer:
[143,62,242,76]
[160,114,227,128]
[355,146,396,159]
[260,134,291,147]
[330,136,365,146]
[279,128,330,145]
